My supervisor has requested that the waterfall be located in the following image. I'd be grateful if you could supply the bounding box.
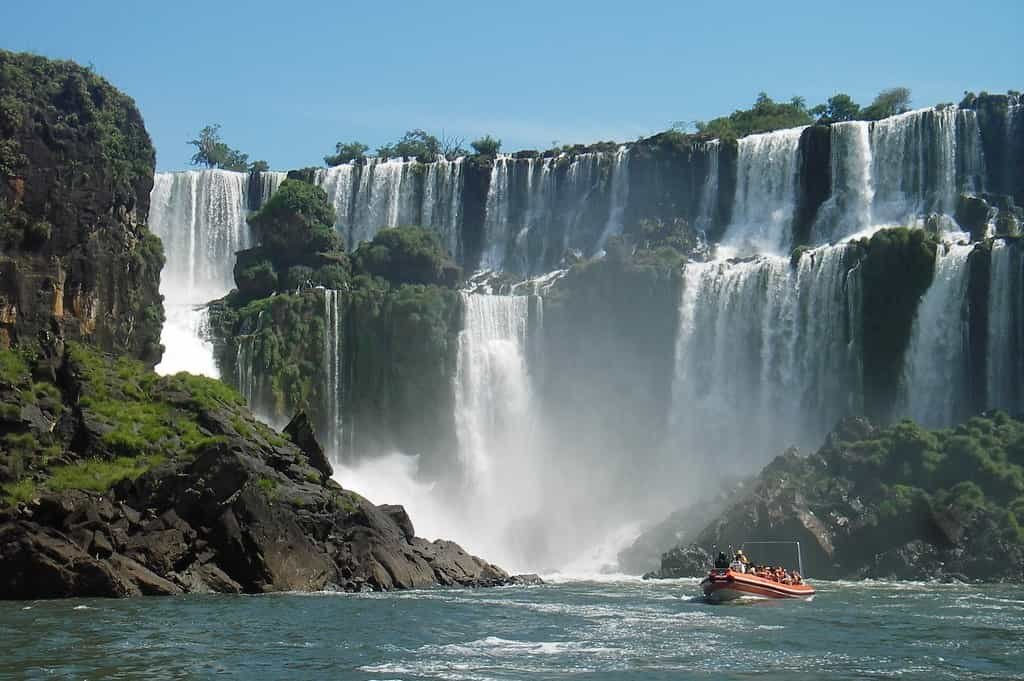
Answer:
[669,244,862,479]
[454,293,533,484]
[695,140,720,235]
[322,289,345,459]
[315,158,421,249]
[421,156,464,259]
[482,152,622,273]
[900,242,973,426]
[480,155,514,270]
[723,127,805,255]
[149,170,253,377]
[811,121,874,244]
[595,147,631,254]
[450,292,538,569]
[870,107,985,227]
[235,310,263,406]
[986,240,1024,412]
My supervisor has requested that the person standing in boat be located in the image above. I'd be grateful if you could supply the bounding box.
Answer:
[714,552,730,569]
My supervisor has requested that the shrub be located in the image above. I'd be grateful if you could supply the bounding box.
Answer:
[324,141,368,167]
[471,135,501,156]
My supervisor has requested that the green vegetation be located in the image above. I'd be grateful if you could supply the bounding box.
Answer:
[352,227,460,286]
[0,340,282,508]
[695,93,813,140]
[234,178,348,301]
[377,129,442,161]
[324,141,369,166]
[188,123,253,172]
[470,135,501,156]
[48,455,165,493]
[834,413,1024,544]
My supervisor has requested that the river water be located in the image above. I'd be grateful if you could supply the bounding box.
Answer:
[1,577,1021,680]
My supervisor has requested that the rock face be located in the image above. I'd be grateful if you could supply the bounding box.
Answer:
[645,415,1024,582]
[0,50,163,364]
[0,343,518,599]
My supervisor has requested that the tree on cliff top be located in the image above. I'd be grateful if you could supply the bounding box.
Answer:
[188,124,250,172]
[862,87,912,120]
[695,93,812,140]
[324,141,369,166]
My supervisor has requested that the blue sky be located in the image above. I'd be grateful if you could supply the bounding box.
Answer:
[3,0,1020,171]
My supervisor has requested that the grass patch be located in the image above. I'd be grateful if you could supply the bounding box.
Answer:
[1,479,37,505]
[0,347,30,386]
[47,455,165,493]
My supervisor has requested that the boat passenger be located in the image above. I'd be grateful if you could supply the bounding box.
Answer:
[791,571,802,585]
[736,549,751,567]
[729,558,746,573]
[714,552,729,569]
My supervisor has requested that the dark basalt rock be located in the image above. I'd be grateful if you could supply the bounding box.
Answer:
[0,343,522,599]
[0,50,163,364]
[643,545,712,579]
[284,411,332,482]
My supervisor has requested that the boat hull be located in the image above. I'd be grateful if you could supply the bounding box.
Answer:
[701,569,814,603]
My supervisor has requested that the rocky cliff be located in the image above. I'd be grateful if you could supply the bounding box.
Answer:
[0,51,163,364]
[0,342,520,597]
[643,414,1024,582]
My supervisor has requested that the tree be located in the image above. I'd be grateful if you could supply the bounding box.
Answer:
[188,124,250,171]
[324,141,368,166]
[438,131,467,159]
[249,159,270,172]
[812,93,862,122]
[377,129,441,161]
[862,87,912,120]
[470,135,502,156]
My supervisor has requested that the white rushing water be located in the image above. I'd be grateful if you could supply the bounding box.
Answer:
[316,157,463,255]
[811,121,874,244]
[870,107,985,230]
[899,242,973,427]
[322,289,345,457]
[695,140,720,235]
[986,240,1023,413]
[595,147,631,254]
[723,127,805,255]
[482,151,626,273]
[669,244,862,479]
[149,170,253,376]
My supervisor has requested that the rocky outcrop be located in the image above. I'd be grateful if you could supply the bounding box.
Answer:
[0,342,524,599]
[644,415,1024,582]
[0,50,163,364]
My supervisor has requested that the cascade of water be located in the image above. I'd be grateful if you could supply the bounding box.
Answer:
[150,170,253,376]
[235,310,264,407]
[481,155,514,270]
[723,127,805,255]
[870,107,985,227]
[695,140,720,235]
[986,240,1024,412]
[257,171,288,208]
[316,158,423,249]
[899,242,973,427]
[451,292,538,568]
[322,289,345,460]
[811,121,874,244]
[669,244,861,480]
[595,147,630,254]
[316,163,356,244]
[421,156,464,259]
